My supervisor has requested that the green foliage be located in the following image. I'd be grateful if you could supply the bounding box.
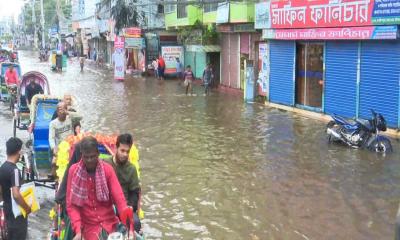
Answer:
[21,0,72,34]
[0,34,13,42]
[111,0,142,34]
[178,21,219,45]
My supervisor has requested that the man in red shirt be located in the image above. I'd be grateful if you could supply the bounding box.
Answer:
[4,65,19,86]
[66,136,129,240]
[157,55,165,81]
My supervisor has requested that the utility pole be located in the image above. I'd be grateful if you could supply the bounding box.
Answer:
[40,0,45,49]
[32,0,38,49]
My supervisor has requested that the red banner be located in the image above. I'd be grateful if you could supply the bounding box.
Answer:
[124,27,142,37]
[270,0,374,29]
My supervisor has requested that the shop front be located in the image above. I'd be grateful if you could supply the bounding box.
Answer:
[261,0,400,128]
[124,28,146,74]
[218,23,261,90]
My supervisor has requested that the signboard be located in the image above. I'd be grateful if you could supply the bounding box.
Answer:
[216,2,230,23]
[124,27,142,38]
[233,23,256,32]
[270,0,400,29]
[161,46,184,74]
[245,62,255,102]
[114,36,125,81]
[216,24,233,32]
[262,25,398,40]
[255,2,271,29]
[258,43,269,97]
[372,0,400,24]
[125,38,145,48]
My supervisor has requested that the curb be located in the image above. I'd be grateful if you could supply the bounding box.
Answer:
[264,102,400,139]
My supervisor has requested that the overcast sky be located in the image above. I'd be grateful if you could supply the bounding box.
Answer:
[0,0,25,21]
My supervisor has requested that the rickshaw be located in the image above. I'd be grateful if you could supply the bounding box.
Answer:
[0,49,11,63]
[49,134,145,240]
[0,62,21,106]
[12,71,51,137]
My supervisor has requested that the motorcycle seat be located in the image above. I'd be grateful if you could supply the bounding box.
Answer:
[356,119,373,131]
[333,115,359,131]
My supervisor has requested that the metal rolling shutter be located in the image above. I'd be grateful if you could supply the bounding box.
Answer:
[359,41,400,128]
[269,40,295,106]
[220,34,230,86]
[240,33,250,54]
[229,34,240,89]
[324,41,358,118]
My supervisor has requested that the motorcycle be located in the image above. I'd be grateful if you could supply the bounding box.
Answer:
[326,110,393,153]
[39,50,48,62]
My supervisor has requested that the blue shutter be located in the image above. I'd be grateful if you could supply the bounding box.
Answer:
[269,41,295,106]
[324,41,358,118]
[359,41,400,128]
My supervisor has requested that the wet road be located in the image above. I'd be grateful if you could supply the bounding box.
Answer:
[1,51,400,239]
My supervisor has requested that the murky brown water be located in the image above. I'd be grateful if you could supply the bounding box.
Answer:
[1,51,400,239]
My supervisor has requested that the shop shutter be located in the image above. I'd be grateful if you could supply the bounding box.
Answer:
[269,40,295,106]
[324,41,358,118]
[240,33,250,54]
[229,34,240,89]
[359,41,400,128]
[220,34,230,86]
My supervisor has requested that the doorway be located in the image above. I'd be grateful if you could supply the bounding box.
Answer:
[240,54,249,90]
[295,43,324,109]
[207,52,220,88]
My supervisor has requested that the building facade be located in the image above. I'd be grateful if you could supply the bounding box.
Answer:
[257,0,400,129]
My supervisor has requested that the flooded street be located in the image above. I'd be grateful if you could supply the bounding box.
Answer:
[1,51,400,239]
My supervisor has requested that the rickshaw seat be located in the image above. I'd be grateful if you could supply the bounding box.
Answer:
[33,139,50,152]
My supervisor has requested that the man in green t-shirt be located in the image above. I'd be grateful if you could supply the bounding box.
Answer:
[104,133,141,232]
[104,134,140,210]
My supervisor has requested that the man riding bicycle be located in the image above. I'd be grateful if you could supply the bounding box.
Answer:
[5,65,19,87]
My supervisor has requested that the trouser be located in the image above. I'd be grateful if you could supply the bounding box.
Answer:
[6,215,28,240]
[204,83,210,95]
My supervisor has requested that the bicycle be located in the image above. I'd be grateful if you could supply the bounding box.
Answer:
[7,85,17,113]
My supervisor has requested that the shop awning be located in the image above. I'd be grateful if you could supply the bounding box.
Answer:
[186,45,221,52]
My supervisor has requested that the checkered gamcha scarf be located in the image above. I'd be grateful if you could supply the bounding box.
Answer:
[70,160,110,207]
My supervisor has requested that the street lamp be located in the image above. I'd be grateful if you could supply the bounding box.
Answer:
[40,0,45,49]
[31,0,38,49]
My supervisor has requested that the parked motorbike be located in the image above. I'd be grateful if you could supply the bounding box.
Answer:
[39,50,48,62]
[326,110,393,153]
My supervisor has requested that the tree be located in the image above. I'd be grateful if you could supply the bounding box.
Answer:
[21,0,71,35]
[111,0,144,34]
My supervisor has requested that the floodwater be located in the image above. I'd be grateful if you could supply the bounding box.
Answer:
[0,51,400,239]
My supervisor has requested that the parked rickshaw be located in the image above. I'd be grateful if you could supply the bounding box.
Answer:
[12,71,51,137]
[0,62,21,109]
[0,49,11,63]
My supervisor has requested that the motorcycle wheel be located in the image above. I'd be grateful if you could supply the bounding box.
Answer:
[326,120,337,142]
[372,138,393,153]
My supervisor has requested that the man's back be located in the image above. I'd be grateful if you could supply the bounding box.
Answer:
[0,161,20,218]
[158,58,165,68]
[26,84,44,103]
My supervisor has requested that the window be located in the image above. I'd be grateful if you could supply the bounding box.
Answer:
[157,4,164,14]
[177,1,187,18]
[204,3,218,13]
[165,4,176,13]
